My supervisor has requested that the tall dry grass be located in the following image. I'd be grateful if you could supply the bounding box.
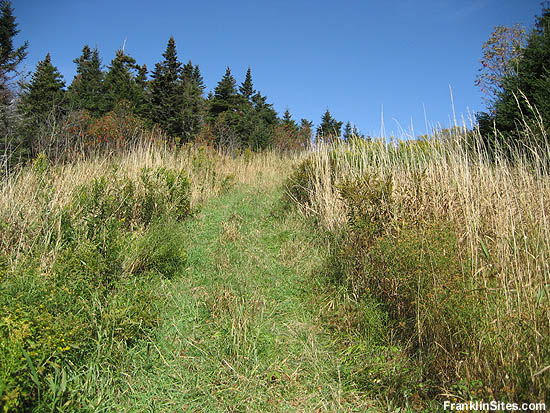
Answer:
[286,128,550,400]
[0,142,296,267]
[0,140,301,410]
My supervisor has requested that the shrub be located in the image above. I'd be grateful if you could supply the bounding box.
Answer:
[86,101,150,153]
[0,160,193,411]
[124,219,187,278]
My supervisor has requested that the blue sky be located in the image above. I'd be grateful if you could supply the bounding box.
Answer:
[12,0,542,137]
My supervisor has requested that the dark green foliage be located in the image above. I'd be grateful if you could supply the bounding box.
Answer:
[478,6,550,160]
[2,17,316,155]
[343,122,364,140]
[343,121,352,140]
[214,66,237,101]
[298,118,314,147]
[317,109,342,142]
[67,45,106,115]
[134,63,150,119]
[180,60,205,142]
[0,0,27,106]
[104,49,143,113]
[19,53,65,120]
[150,36,183,137]
[208,67,278,151]
[282,108,297,130]
[148,38,206,142]
[18,53,65,158]
[127,219,187,278]
[246,92,278,149]
[209,67,239,121]
[239,66,255,101]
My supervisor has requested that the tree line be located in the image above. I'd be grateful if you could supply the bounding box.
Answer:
[0,1,367,168]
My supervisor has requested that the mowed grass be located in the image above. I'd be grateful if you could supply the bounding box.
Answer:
[73,183,374,411]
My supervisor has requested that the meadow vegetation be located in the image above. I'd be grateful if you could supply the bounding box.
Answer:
[2,2,550,410]
[284,122,550,404]
[0,142,293,411]
[3,120,549,410]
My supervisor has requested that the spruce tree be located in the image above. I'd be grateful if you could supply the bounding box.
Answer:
[0,0,27,167]
[150,36,183,136]
[214,67,237,100]
[239,67,255,101]
[134,63,149,119]
[20,53,65,118]
[180,60,205,142]
[0,0,27,105]
[343,121,352,140]
[248,92,278,149]
[181,60,193,85]
[209,67,238,119]
[68,45,106,115]
[282,109,296,128]
[104,49,142,112]
[192,64,205,91]
[19,53,65,155]
[299,119,314,147]
[317,109,342,142]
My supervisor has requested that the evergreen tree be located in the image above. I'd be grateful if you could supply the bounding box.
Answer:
[209,67,238,118]
[104,49,142,112]
[192,64,205,91]
[248,92,278,149]
[0,0,27,105]
[149,36,183,136]
[214,66,237,100]
[343,121,352,140]
[479,6,550,158]
[299,119,314,147]
[251,92,278,124]
[19,53,65,155]
[20,53,65,118]
[68,45,106,115]
[134,63,149,119]
[0,0,27,167]
[342,122,364,140]
[180,60,205,142]
[135,64,148,90]
[316,109,342,142]
[239,67,255,101]
[181,61,193,85]
[282,108,297,129]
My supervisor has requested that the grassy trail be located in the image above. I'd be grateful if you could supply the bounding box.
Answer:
[106,182,372,411]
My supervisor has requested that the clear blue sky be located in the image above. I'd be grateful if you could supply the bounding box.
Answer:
[11,0,542,137]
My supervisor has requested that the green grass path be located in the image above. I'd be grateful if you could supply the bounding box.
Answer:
[109,183,372,411]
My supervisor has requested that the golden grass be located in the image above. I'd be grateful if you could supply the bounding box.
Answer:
[0,142,298,268]
[289,131,550,399]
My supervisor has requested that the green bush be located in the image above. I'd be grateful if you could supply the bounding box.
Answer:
[0,162,193,411]
[125,219,187,278]
[331,173,488,400]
